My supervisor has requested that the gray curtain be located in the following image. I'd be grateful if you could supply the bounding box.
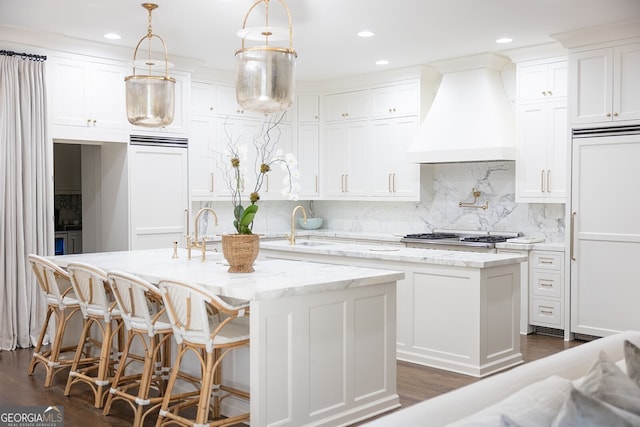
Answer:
[0,53,52,350]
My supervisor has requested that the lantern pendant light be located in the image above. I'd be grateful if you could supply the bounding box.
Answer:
[125,3,175,127]
[235,0,297,114]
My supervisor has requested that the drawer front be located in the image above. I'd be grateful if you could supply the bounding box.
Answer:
[530,298,562,326]
[530,251,563,271]
[530,271,562,298]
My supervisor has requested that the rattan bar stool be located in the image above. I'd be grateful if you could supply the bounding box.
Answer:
[27,254,84,387]
[64,262,125,408]
[156,279,250,427]
[102,270,175,426]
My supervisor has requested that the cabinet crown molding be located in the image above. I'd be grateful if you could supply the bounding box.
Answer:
[551,19,640,50]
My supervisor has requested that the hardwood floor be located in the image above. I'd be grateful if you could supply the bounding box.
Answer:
[0,334,583,426]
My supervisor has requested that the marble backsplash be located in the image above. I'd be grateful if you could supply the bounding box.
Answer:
[194,161,566,243]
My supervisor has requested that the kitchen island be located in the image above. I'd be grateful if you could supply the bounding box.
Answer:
[49,248,404,427]
[260,239,527,377]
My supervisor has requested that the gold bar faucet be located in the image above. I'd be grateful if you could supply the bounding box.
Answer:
[288,205,307,246]
[187,207,219,260]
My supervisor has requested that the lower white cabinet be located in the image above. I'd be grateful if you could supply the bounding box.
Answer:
[529,250,564,329]
[67,231,83,254]
[129,144,189,250]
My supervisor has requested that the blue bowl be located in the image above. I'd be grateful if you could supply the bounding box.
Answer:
[298,217,323,230]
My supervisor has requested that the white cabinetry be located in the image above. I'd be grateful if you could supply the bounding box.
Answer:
[49,54,127,141]
[296,94,320,123]
[570,132,640,337]
[323,122,368,197]
[516,58,568,203]
[296,124,320,198]
[529,250,564,330]
[129,144,188,250]
[370,81,419,119]
[324,89,368,122]
[189,82,226,200]
[370,116,420,198]
[516,101,568,201]
[570,42,640,125]
[517,60,567,102]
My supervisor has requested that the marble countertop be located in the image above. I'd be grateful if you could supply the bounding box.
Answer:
[50,249,405,301]
[260,240,528,269]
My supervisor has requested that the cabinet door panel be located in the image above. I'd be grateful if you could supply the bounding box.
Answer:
[129,145,188,250]
[614,43,640,122]
[516,105,548,199]
[91,62,126,129]
[50,58,90,127]
[297,125,320,197]
[570,48,613,124]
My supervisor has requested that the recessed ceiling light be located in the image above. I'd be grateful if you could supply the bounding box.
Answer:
[104,33,122,40]
[496,37,513,44]
[376,59,389,65]
[357,30,375,38]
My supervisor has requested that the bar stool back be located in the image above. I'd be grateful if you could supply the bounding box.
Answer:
[157,279,250,427]
[27,254,83,387]
[64,262,124,408]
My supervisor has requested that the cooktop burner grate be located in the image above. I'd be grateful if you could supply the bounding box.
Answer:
[403,233,459,240]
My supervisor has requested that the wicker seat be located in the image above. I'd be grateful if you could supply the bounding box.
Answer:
[102,270,175,426]
[156,279,250,427]
[27,254,83,387]
[64,262,125,408]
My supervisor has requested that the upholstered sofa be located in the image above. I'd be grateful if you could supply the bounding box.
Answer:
[365,330,640,426]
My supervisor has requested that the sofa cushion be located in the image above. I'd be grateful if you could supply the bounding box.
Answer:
[552,387,640,427]
[448,375,573,427]
[575,350,640,416]
[624,340,640,387]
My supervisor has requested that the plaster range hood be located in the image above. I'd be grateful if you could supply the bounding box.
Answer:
[407,53,516,163]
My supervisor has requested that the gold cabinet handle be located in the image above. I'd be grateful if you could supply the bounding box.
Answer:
[547,169,551,193]
[388,173,392,193]
[345,174,349,192]
[570,211,577,261]
[613,112,619,117]
[541,170,545,193]
[315,175,318,193]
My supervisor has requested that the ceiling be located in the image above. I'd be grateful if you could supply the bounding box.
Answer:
[2,0,640,82]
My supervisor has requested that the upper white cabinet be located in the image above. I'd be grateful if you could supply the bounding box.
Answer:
[49,54,128,141]
[296,94,320,123]
[370,116,421,198]
[296,124,320,198]
[323,121,368,197]
[515,57,568,203]
[324,89,368,122]
[570,42,640,125]
[516,101,568,202]
[370,81,420,119]
[517,60,567,102]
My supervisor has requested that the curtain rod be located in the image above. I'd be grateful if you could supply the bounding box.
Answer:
[0,49,47,61]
